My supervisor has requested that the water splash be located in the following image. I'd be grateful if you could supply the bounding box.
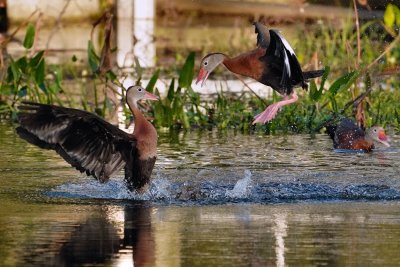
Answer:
[48,179,136,199]
[46,168,400,205]
[148,173,173,200]
[225,170,254,199]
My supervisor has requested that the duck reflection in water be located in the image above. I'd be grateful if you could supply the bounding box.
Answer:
[21,203,155,266]
[122,203,156,266]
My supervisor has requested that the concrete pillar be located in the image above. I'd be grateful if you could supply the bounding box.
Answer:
[133,0,155,68]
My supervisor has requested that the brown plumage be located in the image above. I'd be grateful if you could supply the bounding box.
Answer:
[196,22,324,124]
[223,49,266,81]
[326,118,390,152]
[16,86,159,192]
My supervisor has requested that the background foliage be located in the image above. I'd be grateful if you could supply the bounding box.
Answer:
[0,4,399,133]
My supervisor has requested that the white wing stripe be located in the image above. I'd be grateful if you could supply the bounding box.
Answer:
[283,52,291,78]
[278,32,296,56]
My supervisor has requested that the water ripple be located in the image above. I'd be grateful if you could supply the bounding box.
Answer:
[47,170,400,205]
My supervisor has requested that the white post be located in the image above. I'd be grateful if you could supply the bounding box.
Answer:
[133,0,155,68]
[116,0,134,68]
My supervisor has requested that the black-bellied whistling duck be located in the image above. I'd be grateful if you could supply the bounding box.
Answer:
[196,22,324,124]
[16,86,159,192]
[326,118,390,152]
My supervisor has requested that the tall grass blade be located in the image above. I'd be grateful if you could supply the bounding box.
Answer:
[178,52,195,88]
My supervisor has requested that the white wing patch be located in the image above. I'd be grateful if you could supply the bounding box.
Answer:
[274,30,296,80]
[283,52,291,78]
[278,32,296,56]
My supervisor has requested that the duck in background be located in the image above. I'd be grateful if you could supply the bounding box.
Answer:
[16,86,159,192]
[326,118,390,152]
[196,22,324,124]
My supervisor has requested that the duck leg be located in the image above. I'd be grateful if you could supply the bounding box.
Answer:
[252,92,298,124]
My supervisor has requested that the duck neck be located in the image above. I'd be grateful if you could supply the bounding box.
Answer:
[365,133,373,143]
[127,100,153,136]
[361,131,375,150]
[222,52,256,79]
[130,104,147,134]
[222,55,237,73]
[364,130,376,144]
[127,100,158,159]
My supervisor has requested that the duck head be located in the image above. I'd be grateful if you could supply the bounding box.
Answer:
[126,85,159,108]
[366,126,390,147]
[196,53,226,86]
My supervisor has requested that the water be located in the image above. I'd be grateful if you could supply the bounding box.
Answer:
[1,123,400,266]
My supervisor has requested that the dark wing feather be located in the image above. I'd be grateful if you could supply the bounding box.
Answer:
[325,124,337,142]
[336,118,365,137]
[16,102,136,182]
[253,22,271,49]
[254,23,322,94]
[124,156,156,191]
[334,118,366,149]
[268,30,306,91]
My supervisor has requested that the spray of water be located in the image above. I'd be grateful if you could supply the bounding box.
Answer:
[225,170,254,199]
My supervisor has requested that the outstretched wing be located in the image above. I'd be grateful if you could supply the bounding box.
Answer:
[267,29,305,90]
[16,102,136,182]
[253,22,271,49]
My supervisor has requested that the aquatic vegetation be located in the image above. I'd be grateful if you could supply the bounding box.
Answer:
[0,13,122,120]
[0,23,63,118]
[148,52,207,129]
[0,4,399,134]
[146,3,400,132]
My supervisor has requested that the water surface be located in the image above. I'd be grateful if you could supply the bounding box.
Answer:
[1,123,400,266]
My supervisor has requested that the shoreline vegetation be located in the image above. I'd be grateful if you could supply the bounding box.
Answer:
[0,2,399,134]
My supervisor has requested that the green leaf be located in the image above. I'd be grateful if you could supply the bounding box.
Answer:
[395,5,400,26]
[23,23,36,49]
[38,82,47,93]
[384,4,395,28]
[181,112,190,129]
[328,70,360,96]
[105,70,117,81]
[146,69,160,93]
[309,80,320,101]
[30,50,45,68]
[9,60,21,83]
[54,70,63,91]
[309,67,330,101]
[87,41,100,73]
[134,57,143,78]
[0,84,13,95]
[16,56,28,73]
[319,66,330,91]
[172,95,182,115]
[35,59,45,84]
[167,78,175,102]
[48,84,56,94]
[178,52,195,89]
[174,95,190,129]
[329,95,338,113]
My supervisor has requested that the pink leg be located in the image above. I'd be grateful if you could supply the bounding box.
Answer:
[252,92,299,124]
